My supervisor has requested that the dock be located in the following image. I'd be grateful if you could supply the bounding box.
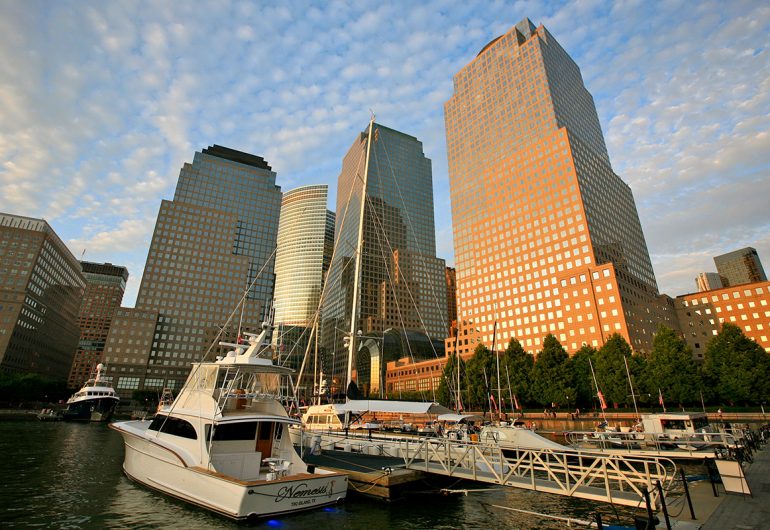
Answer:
[302,449,464,500]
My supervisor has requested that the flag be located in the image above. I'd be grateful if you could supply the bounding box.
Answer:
[658,388,666,412]
[514,394,521,410]
[490,393,498,413]
[597,390,607,410]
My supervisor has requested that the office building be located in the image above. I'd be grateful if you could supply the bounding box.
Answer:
[444,18,664,356]
[321,123,448,396]
[695,272,723,293]
[102,145,282,395]
[446,266,457,332]
[0,213,85,379]
[272,185,335,372]
[676,281,770,358]
[67,261,128,388]
[714,247,766,287]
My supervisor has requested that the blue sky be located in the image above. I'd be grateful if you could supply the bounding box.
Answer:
[1,0,768,307]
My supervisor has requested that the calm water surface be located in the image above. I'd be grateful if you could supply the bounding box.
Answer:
[0,417,650,529]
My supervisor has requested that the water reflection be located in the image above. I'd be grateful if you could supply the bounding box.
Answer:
[0,418,656,529]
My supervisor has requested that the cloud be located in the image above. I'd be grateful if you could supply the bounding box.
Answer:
[0,0,766,309]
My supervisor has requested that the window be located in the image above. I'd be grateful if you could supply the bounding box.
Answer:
[149,414,197,439]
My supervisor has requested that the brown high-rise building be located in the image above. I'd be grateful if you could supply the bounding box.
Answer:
[444,19,664,356]
[102,146,282,396]
[0,213,85,379]
[67,262,128,388]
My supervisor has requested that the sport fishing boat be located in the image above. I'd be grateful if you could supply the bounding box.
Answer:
[110,324,348,521]
[62,363,120,422]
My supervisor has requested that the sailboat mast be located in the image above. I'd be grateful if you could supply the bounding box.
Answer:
[589,358,608,425]
[346,115,376,392]
[492,320,501,420]
[623,355,639,421]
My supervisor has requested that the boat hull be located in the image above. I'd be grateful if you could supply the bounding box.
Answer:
[63,396,119,422]
[114,426,347,520]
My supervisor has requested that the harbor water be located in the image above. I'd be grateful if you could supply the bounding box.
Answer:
[0,416,654,529]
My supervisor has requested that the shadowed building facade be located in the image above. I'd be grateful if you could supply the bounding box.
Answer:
[321,124,448,396]
[444,19,667,357]
[67,261,128,388]
[0,213,85,380]
[102,146,282,396]
[714,247,766,288]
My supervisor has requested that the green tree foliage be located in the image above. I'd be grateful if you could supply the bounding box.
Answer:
[645,325,699,406]
[465,344,495,413]
[501,338,534,408]
[595,334,632,407]
[569,344,597,409]
[0,372,69,405]
[531,334,575,408]
[437,353,466,410]
[703,323,770,405]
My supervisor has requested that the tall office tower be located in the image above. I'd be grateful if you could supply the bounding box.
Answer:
[0,213,85,379]
[446,267,457,332]
[714,247,767,287]
[695,272,723,293]
[272,185,335,372]
[67,262,128,388]
[445,19,663,355]
[321,123,448,395]
[102,146,282,395]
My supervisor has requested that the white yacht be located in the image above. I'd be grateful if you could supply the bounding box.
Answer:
[110,324,348,521]
[63,363,119,422]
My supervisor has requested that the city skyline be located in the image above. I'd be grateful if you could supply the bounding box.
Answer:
[1,2,768,307]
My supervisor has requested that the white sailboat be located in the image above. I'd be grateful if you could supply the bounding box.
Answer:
[110,323,347,521]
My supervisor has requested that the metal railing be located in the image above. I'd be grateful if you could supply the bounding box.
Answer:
[399,437,677,508]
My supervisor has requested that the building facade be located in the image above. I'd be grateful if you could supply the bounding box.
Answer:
[321,123,448,396]
[444,18,665,357]
[0,213,85,379]
[714,247,767,287]
[272,185,335,373]
[102,145,282,396]
[67,262,128,388]
[676,281,770,359]
[695,272,723,293]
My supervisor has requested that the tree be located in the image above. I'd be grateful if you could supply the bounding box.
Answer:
[703,323,770,405]
[437,353,466,410]
[595,334,632,407]
[531,335,575,408]
[645,325,699,406]
[569,344,597,409]
[501,338,534,408]
[465,344,495,414]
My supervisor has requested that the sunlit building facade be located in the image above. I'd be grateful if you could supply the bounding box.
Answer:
[321,124,448,395]
[676,281,770,358]
[67,262,128,388]
[272,185,335,371]
[0,213,85,379]
[444,18,665,356]
[103,145,282,396]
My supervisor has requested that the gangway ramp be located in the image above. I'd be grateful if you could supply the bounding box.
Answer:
[399,437,677,507]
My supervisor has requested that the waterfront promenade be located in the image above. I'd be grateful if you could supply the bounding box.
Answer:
[699,442,770,530]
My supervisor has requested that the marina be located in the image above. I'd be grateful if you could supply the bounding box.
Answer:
[2,414,767,528]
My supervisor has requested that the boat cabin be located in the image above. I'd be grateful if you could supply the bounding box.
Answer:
[641,412,711,436]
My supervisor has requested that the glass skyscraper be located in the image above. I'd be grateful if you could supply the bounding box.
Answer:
[272,185,335,373]
[445,19,665,355]
[103,145,282,395]
[321,123,448,395]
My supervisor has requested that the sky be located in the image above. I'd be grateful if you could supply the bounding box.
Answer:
[1,0,768,308]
